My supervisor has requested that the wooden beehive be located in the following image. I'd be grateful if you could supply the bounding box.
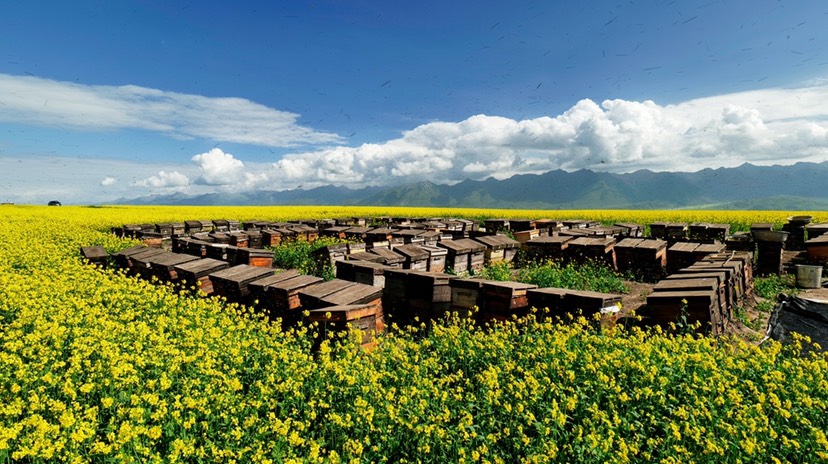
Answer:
[526,287,568,319]
[473,234,521,264]
[352,261,392,287]
[212,219,230,232]
[235,247,274,268]
[173,258,230,295]
[322,226,351,239]
[289,224,319,242]
[567,236,617,269]
[261,229,283,247]
[312,243,350,273]
[512,229,540,248]
[80,246,108,267]
[368,247,406,268]
[365,228,395,247]
[155,223,174,237]
[653,278,725,322]
[298,279,359,310]
[614,223,644,238]
[449,278,488,317]
[380,269,412,325]
[138,232,165,249]
[670,270,733,311]
[245,229,263,248]
[393,244,430,271]
[247,269,303,314]
[146,252,201,282]
[122,247,167,276]
[484,219,510,233]
[420,244,448,273]
[806,223,828,240]
[437,239,482,274]
[642,290,722,335]
[263,274,324,317]
[614,238,667,281]
[559,289,623,319]
[208,265,274,303]
[524,235,573,262]
[479,281,538,323]
[208,232,232,244]
[401,271,452,321]
[305,304,383,347]
[113,245,150,269]
[318,283,383,319]
[667,242,708,274]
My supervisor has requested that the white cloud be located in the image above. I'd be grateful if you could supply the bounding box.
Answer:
[100,176,117,186]
[131,171,190,189]
[191,148,246,186]
[270,83,828,188]
[0,73,342,147]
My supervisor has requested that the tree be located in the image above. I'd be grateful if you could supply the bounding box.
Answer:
[48,200,61,206]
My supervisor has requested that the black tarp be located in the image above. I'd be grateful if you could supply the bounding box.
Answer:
[766,295,828,352]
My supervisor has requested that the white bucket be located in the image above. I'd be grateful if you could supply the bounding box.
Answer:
[795,265,823,289]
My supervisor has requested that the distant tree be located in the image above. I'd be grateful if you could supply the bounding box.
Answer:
[48,200,62,206]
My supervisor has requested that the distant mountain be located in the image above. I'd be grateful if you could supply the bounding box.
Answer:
[117,161,828,209]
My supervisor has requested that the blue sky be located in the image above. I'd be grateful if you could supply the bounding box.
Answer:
[2,0,828,203]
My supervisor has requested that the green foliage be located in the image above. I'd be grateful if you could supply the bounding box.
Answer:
[517,259,629,294]
[754,274,797,300]
[477,260,514,281]
[269,236,350,279]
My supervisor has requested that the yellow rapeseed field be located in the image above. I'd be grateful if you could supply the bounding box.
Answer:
[1,205,827,462]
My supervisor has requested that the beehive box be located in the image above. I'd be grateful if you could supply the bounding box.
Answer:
[365,228,395,246]
[113,245,151,269]
[261,229,283,247]
[806,223,828,240]
[205,243,233,262]
[348,251,387,264]
[513,229,540,248]
[318,283,383,317]
[526,287,568,319]
[393,244,430,271]
[614,223,644,238]
[508,219,536,232]
[208,265,274,303]
[665,223,688,242]
[449,277,488,314]
[700,253,753,301]
[406,271,454,322]
[567,236,617,269]
[208,232,232,244]
[264,274,325,316]
[146,252,201,282]
[393,229,426,244]
[381,269,412,325]
[305,304,383,347]
[155,223,174,237]
[479,281,538,322]
[245,229,263,248]
[235,247,274,268]
[80,246,108,267]
[368,248,406,268]
[420,245,448,273]
[228,232,249,248]
[120,247,167,275]
[352,261,392,287]
[614,238,667,281]
[642,290,722,335]
[138,232,165,249]
[682,263,741,306]
[473,234,520,264]
[184,239,212,258]
[525,235,573,262]
[438,239,486,273]
[247,269,302,313]
[173,258,230,295]
[667,242,706,274]
[212,219,230,232]
[289,224,319,241]
[298,279,359,310]
[560,290,623,319]
[312,244,350,272]
[343,227,371,241]
[484,219,510,233]
[653,278,726,321]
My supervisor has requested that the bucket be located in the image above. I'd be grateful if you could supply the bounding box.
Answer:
[795,264,823,289]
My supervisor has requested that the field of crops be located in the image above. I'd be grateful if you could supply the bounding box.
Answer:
[1,205,828,462]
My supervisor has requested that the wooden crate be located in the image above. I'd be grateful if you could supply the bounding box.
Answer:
[642,290,722,335]
[173,258,230,295]
[405,271,454,322]
[209,265,274,303]
[368,248,406,267]
[146,252,201,282]
[299,279,359,310]
[667,242,724,274]
[247,269,303,313]
[319,283,383,318]
[473,234,520,264]
[261,229,283,247]
[228,232,249,248]
[122,247,167,276]
[524,235,573,262]
[305,304,383,347]
[113,245,150,269]
[669,270,733,311]
[567,236,617,269]
[264,274,325,315]
[684,262,743,306]
[80,246,108,267]
[653,278,726,322]
[420,245,448,273]
[614,238,667,281]
[513,229,540,248]
[236,248,274,268]
[393,244,430,271]
[437,240,471,274]
[479,281,538,322]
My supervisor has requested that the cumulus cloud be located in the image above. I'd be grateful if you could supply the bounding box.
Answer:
[0,73,342,147]
[191,148,247,186]
[100,176,117,186]
[131,171,190,189]
[270,83,828,188]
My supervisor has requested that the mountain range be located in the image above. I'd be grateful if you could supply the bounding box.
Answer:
[117,161,828,210]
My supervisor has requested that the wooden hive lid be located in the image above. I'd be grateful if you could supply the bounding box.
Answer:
[320,284,383,306]
[449,277,489,290]
[306,304,377,322]
[299,279,358,300]
[268,274,324,291]
[248,269,302,290]
[173,258,229,277]
[668,242,700,252]
[393,244,430,260]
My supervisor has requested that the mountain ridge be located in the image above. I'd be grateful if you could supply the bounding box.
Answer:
[117,161,828,210]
